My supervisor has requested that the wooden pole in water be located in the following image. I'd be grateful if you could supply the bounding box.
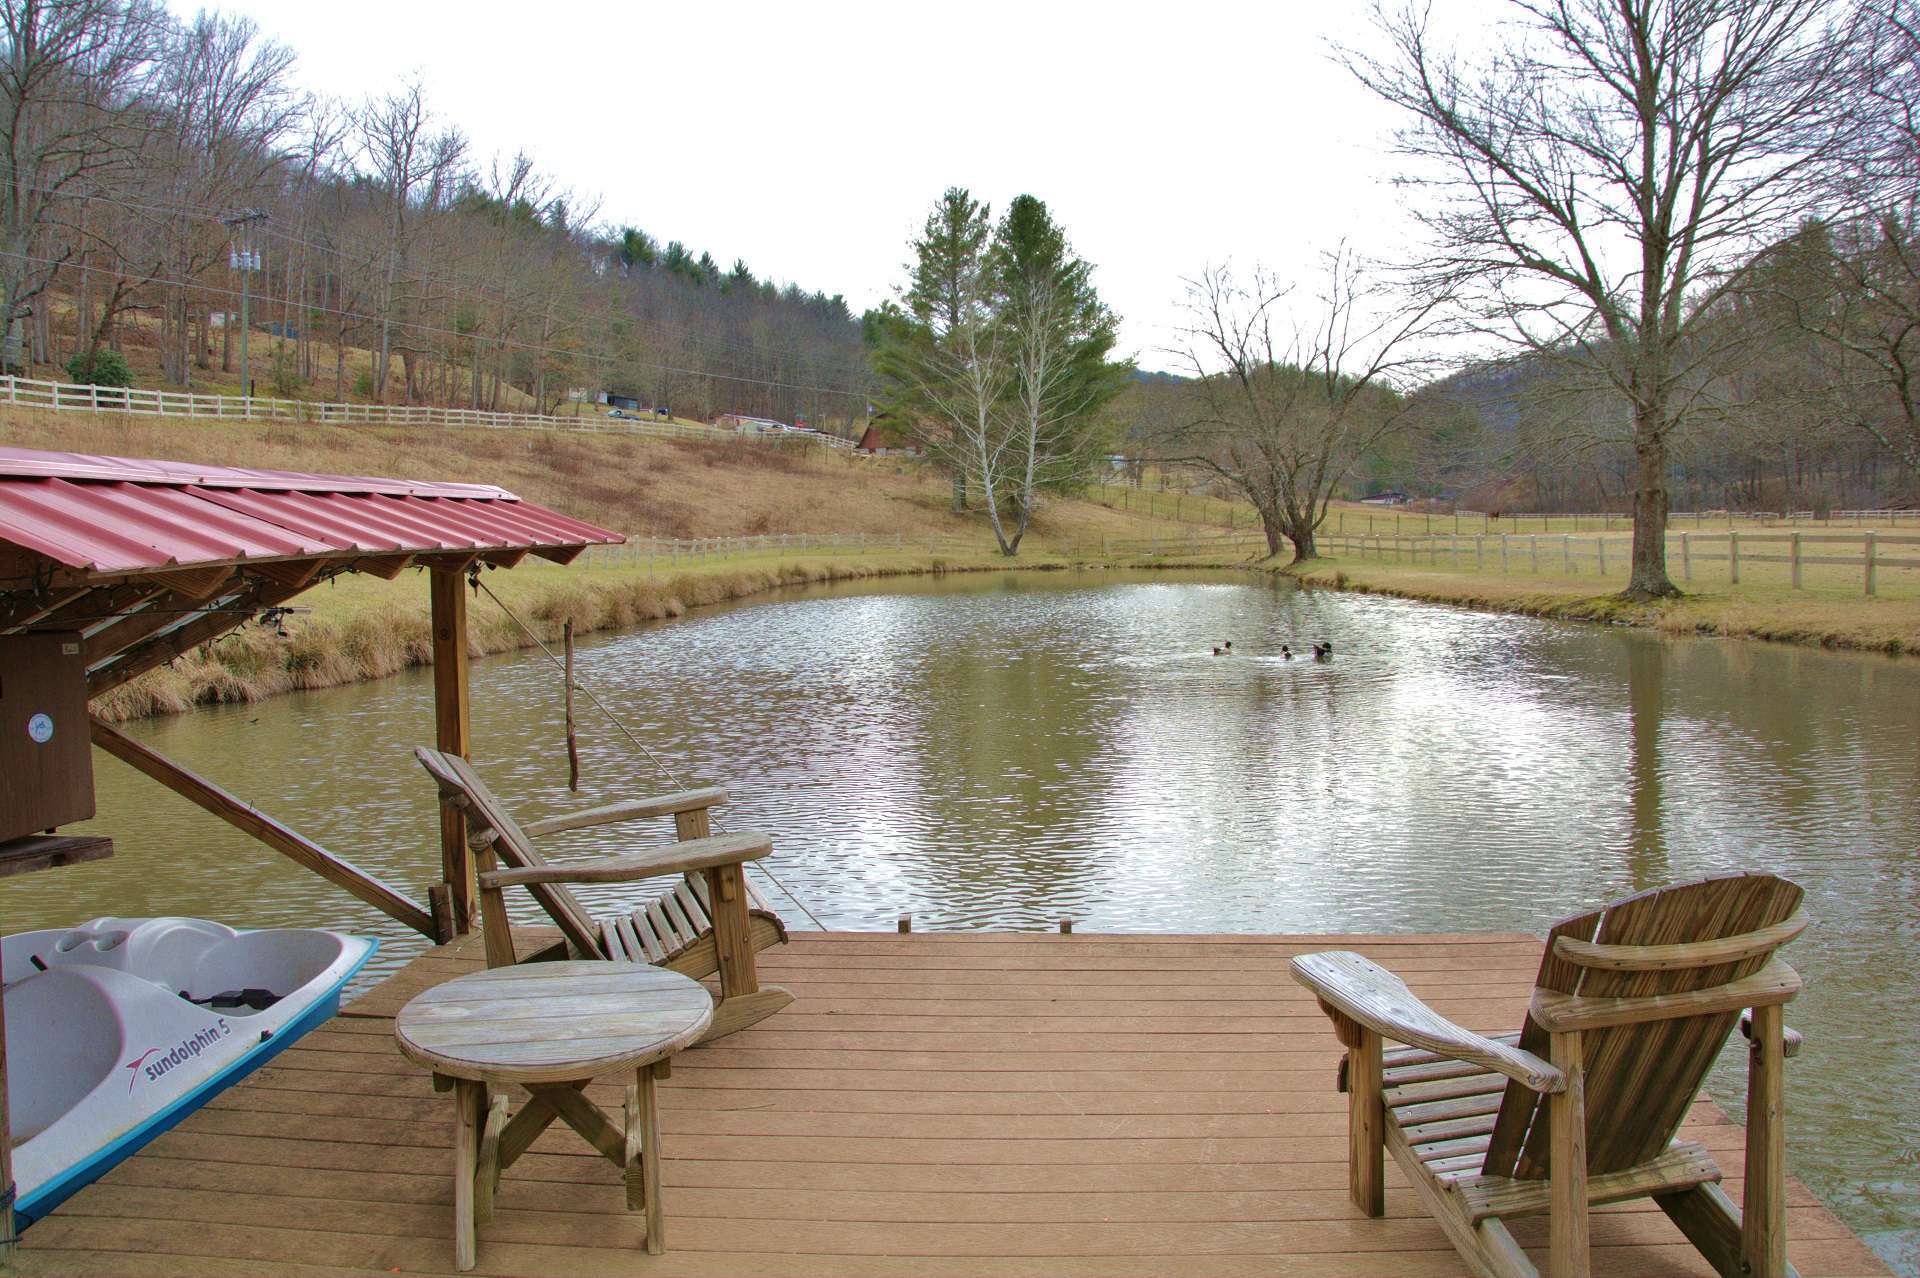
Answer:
[564,619,580,791]
[430,562,476,935]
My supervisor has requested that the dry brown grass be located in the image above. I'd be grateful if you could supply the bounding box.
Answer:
[0,408,1200,547]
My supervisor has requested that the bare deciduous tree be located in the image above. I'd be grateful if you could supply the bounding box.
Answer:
[1163,249,1437,562]
[1347,0,1854,598]
[0,0,159,368]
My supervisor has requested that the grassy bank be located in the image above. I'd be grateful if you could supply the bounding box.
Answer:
[91,541,1260,722]
[1288,556,1920,655]
[2,403,1258,720]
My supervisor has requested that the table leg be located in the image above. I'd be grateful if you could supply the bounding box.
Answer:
[452,1079,483,1271]
[475,1090,507,1226]
[638,1063,664,1254]
[625,1072,644,1213]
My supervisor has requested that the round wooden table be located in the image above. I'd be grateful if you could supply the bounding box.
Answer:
[394,961,713,1270]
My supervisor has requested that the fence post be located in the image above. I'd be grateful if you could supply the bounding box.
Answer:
[1475,535,1484,571]
[1531,535,1539,573]
[1681,532,1692,583]
[1500,535,1508,573]
[1865,531,1877,597]
[1789,532,1802,589]
[1596,537,1606,577]
[1730,531,1741,584]
[1563,535,1573,575]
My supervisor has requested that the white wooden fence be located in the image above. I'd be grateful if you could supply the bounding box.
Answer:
[1322,530,1920,595]
[0,374,853,448]
[581,530,1273,570]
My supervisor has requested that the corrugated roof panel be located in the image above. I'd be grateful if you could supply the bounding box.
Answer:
[0,446,511,498]
[0,446,622,576]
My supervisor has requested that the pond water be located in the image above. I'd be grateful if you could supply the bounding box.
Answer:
[6,570,1916,1270]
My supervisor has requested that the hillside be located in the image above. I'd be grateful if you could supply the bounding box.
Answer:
[0,409,1222,546]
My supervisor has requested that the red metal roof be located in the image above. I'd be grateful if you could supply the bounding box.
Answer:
[0,446,623,575]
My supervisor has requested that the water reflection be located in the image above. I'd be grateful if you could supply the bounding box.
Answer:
[2,570,1916,1271]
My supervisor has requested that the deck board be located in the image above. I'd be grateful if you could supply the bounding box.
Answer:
[12,930,1892,1277]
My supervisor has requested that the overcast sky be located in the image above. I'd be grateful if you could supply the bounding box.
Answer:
[179,1,1502,372]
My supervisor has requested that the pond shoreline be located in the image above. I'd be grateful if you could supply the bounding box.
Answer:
[93,552,1253,723]
[1283,559,1918,658]
[94,533,1917,726]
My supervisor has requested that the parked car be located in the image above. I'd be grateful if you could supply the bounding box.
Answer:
[607,409,631,420]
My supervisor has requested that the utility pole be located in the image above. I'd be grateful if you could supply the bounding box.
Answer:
[220,210,268,403]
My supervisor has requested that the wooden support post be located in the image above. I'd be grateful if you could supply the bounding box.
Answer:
[1550,1029,1591,1278]
[1790,533,1802,590]
[1681,532,1692,582]
[90,718,436,937]
[431,564,476,935]
[1743,1003,1788,1278]
[1596,537,1606,577]
[898,914,912,933]
[1866,531,1877,597]
[1731,532,1742,584]
[563,620,580,791]
[1058,918,1073,935]
[1349,1027,1385,1217]
[0,944,15,1264]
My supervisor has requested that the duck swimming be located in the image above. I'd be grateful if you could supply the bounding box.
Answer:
[1313,641,1334,661]
[1280,645,1292,660]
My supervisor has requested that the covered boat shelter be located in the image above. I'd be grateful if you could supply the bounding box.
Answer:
[0,444,623,939]
[0,444,621,1253]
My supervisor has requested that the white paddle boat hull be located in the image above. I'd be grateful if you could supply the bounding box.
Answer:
[2,917,376,1225]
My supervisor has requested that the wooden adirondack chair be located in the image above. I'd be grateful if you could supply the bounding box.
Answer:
[416,747,792,1042]
[1291,872,1807,1278]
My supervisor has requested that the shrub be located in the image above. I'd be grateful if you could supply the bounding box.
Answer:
[352,369,376,398]
[66,347,133,389]
[270,346,303,396]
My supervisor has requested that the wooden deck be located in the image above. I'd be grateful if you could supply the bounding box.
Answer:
[14,930,1892,1277]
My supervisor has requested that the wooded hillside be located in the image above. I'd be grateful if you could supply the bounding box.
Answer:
[1,3,872,428]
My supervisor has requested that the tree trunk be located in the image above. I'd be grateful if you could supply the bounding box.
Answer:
[1625,416,1679,599]
[1258,507,1287,558]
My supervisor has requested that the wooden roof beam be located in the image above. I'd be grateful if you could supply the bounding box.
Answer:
[85,577,307,698]
[81,580,241,666]
[347,554,416,580]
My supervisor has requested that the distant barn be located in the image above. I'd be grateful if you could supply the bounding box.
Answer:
[855,416,920,456]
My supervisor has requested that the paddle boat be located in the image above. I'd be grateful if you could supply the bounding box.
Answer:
[2,916,375,1225]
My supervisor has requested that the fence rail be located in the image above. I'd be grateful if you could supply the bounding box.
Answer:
[580,530,1273,570]
[0,374,854,447]
[1323,529,1920,596]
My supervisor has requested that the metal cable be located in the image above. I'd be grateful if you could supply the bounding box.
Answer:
[473,576,830,931]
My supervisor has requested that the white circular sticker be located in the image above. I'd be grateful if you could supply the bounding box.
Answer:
[27,713,53,744]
